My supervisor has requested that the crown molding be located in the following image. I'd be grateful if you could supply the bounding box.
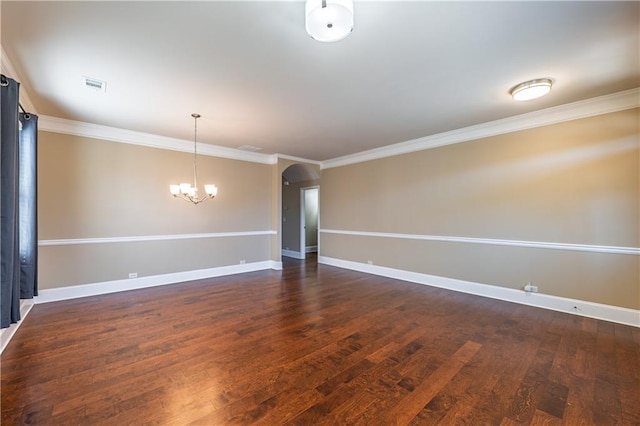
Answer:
[275,153,322,166]
[38,115,276,165]
[320,88,640,170]
[1,46,38,114]
[31,87,640,169]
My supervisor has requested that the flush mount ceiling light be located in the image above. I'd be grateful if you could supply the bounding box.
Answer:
[305,0,354,42]
[510,78,553,101]
[169,113,218,205]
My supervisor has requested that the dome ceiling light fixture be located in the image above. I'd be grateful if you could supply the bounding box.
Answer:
[305,0,354,42]
[510,78,553,101]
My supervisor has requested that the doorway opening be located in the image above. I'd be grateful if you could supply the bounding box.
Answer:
[281,164,319,265]
[300,186,319,260]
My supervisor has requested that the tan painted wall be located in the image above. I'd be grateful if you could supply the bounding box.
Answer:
[38,131,273,288]
[39,236,271,289]
[320,109,640,309]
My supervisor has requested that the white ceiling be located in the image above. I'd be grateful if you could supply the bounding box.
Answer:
[2,1,638,162]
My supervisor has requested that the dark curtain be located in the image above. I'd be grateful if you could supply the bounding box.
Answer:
[1,75,21,328]
[1,74,38,328]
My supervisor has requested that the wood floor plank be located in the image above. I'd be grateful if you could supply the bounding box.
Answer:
[506,347,556,424]
[529,409,563,426]
[425,344,502,424]
[317,357,399,425]
[2,254,638,425]
[461,305,550,424]
[381,340,482,425]
[614,323,640,424]
[593,320,623,424]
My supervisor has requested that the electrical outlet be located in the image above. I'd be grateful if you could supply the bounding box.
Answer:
[367,260,373,265]
[240,260,246,264]
[128,272,138,279]
[524,282,538,293]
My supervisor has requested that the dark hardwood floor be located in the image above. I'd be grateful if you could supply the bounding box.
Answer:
[2,254,639,425]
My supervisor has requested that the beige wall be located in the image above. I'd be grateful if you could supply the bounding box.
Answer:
[39,236,270,289]
[37,108,640,309]
[320,109,640,309]
[38,131,273,289]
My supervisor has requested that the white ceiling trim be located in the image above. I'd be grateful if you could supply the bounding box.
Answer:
[320,88,640,170]
[38,115,277,165]
[276,153,322,166]
[37,87,639,168]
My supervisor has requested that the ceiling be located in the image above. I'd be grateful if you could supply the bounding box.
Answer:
[2,1,638,162]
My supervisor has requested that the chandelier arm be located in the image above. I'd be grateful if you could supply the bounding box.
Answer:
[173,191,214,205]
[174,192,212,204]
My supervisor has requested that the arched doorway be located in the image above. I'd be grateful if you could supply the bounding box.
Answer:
[281,163,320,261]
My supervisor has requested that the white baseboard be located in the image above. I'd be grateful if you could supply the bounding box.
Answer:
[1,299,35,354]
[306,246,318,253]
[318,256,640,328]
[35,260,281,304]
[282,249,304,259]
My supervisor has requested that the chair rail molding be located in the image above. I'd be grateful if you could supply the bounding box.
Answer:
[320,229,640,256]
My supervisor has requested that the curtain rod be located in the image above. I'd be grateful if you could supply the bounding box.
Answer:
[1,74,31,115]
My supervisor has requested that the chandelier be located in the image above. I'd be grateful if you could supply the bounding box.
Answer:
[169,113,218,205]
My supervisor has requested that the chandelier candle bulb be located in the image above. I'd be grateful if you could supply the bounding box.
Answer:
[205,185,218,197]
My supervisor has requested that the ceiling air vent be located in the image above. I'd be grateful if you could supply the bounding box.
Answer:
[83,76,107,93]
[237,145,262,152]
